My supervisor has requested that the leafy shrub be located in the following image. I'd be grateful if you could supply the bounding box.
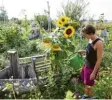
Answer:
[94,72,112,99]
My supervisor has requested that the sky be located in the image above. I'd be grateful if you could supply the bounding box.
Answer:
[0,0,112,20]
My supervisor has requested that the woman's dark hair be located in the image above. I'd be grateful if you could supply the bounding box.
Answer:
[82,25,96,34]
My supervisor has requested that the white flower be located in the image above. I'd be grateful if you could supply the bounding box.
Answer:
[14,82,19,86]
[26,83,30,87]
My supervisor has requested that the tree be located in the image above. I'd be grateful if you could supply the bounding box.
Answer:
[0,7,8,21]
[34,14,56,30]
[58,0,89,21]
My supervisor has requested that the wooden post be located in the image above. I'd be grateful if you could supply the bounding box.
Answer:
[7,50,19,79]
[31,57,39,81]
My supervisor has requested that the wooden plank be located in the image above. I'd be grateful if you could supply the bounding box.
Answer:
[19,58,31,62]
[35,58,46,62]
[19,62,31,65]
[19,55,45,60]
[37,66,51,72]
[18,55,47,64]
[32,55,45,58]
[35,60,51,65]
[35,63,51,68]
[0,67,12,79]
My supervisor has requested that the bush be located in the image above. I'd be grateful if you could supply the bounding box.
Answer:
[94,72,112,99]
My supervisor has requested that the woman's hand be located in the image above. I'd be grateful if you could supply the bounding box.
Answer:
[78,50,86,54]
[90,72,96,80]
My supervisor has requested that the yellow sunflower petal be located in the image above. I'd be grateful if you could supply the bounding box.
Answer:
[64,33,69,38]
[66,17,71,22]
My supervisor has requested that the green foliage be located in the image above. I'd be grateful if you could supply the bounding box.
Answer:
[65,90,74,99]
[103,30,112,64]
[17,40,39,57]
[0,23,27,52]
[94,72,112,99]
[0,23,42,60]
[101,51,112,70]
[94,30,112,99]
[105,23,112,32]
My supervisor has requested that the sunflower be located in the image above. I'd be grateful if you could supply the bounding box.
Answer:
[60,16,68,23]
[64,26,75,38]
[51,44,61,51]
[42,38,52,46]
[42,42,51,47]
[56,16,71,27]
[56,20,63,27]
[60,16,71,24]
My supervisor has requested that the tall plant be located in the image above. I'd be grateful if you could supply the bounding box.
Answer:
[57,0,89,21]
[38,16,88,84]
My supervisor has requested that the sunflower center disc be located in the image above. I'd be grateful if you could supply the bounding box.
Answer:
[66,29,72,35]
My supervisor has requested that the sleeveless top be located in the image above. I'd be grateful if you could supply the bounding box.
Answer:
[85,38,101,68]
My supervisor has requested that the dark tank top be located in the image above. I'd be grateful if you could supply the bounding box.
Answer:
[86,38,101,68]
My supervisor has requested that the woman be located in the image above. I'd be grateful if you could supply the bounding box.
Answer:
[78,25,104,98]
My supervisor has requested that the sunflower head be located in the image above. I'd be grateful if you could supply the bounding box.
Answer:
[42,37,52,46]
[51,44,61,51]
[60,16,70,24]
[56,20,63,27]
[60,16,67,23]
[56,16,71,27]
[64,26,75,38]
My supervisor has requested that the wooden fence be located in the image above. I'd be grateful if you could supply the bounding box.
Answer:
[0,50,52,93]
